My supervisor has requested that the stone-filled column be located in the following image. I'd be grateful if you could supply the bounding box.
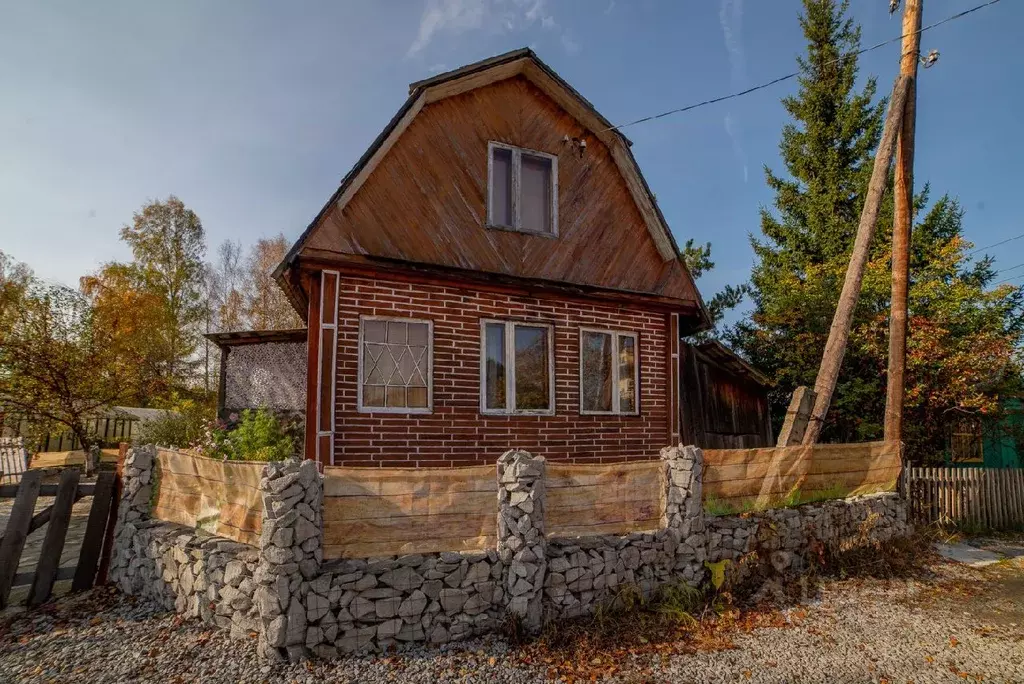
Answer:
[254,457,323,662]
[660,444,706,585]
[496,449,546,633]
[109,444,156,588]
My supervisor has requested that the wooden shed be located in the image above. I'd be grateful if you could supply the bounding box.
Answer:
[679,340,774,449]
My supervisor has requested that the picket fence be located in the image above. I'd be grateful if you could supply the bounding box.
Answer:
[904,466,1024,530]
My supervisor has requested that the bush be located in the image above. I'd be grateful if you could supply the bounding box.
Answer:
[134,399,209,449]
[208,408,295,462]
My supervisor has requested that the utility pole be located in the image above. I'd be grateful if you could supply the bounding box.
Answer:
[884,0,923,444]
[802,76,911,445]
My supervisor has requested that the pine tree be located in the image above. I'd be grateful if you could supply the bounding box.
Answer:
[730,0,1023,461]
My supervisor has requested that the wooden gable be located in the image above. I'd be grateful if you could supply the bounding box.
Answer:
[291,53,704,309]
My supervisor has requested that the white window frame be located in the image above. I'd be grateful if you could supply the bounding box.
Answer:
[486,141,559,237]
[578,327,640,416]
[479,319,556,416]
[357,315,434,414]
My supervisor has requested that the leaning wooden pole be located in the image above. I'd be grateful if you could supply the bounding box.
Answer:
[802,75,911,445]
[884,0,923,443]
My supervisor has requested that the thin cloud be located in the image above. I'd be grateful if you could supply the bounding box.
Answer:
[724,112,748,183]
[407,0,487,57]
[718,0,746,85]
[719,0,747,183]
[406,0,579,57]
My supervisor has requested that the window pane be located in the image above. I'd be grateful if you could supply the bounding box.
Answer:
[408,322,429,346]
[618,335,637,413]
[514,325,550,411]
[520,154,552,234]
[386,386,406,407]
[387,321,407,344]
[484,323,506,410]
[490,147,512,227]
[581,331,612,412]
[363,385,385,407]
[407,386,428,408]
[363,319,386,343]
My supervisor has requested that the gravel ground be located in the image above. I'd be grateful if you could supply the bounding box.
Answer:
[0,543,1021,684]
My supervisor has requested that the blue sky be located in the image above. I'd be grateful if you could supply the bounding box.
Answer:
[2,0,1022,322]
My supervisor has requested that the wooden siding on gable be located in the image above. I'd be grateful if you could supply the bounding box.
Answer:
[304,76,697,303]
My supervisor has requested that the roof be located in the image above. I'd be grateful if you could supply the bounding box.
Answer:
[205,328,308,348]
[274,48,706,325]
[108,407,175,423]
[694,340,771,387]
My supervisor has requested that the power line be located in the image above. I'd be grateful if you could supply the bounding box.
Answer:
[993,262,1024,277]
[968,232,1024,255]
[602,0,1003,133]
[992,272,1024,287]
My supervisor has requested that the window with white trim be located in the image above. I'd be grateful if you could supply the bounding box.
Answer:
[358,317,432,412]
[487,142,558,236]
[480,320,554,414]
[579,329,639,415]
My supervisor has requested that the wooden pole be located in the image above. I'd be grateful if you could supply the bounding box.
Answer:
[803,75,911,445]
[884,0,923,444]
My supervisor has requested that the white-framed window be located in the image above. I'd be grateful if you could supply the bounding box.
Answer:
[357,316,432,413]
[579,328,639,415]
[480,319,555,415]
[487,141,558,236]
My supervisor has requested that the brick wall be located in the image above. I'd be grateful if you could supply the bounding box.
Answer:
[330,274,669,466]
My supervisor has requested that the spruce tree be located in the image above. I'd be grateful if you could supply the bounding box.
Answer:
[731,0,1023,460]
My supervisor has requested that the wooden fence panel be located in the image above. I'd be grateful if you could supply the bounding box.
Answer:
[151,449,264,546]
[545,461,663,538]
[323,465,495,559]
[704,441,901,510]
[0,438,28,485]
[906,467,1024,531]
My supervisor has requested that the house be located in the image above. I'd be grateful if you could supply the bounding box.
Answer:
[217,48,774,466]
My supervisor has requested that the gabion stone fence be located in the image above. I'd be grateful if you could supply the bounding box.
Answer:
[110,444,910,662]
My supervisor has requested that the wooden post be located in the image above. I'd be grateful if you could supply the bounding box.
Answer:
[776,386,817,447]
[802,76,911,445]
[0,470,42,609]
[884,0,923,443]
[96,442,127,585]
[27,467,80,606]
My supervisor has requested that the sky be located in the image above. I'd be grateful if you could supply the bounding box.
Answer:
[2,0,1023,325]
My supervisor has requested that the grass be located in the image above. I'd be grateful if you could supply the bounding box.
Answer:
[704,483,856,517]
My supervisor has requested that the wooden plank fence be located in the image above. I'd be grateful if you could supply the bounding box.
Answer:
[322,465,495,559]
[0,467,119,608]
[704,441,902,511]
[904,466,1024,530]
[151,448,264,547]
[545,461,662,537]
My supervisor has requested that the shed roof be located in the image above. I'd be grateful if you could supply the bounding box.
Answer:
[694,340,771,387]
[205,329,307,348]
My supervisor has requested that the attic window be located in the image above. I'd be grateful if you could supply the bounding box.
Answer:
[487,142,558,236]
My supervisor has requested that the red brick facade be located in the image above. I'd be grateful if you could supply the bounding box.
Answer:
[327,273,670,467]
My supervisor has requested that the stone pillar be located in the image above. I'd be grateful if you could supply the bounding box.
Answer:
[496,449,546,633]
[254,457,323,662]
[109,444,156,587]
[660,444,706,585]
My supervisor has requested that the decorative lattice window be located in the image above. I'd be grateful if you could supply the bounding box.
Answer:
[358,317,432,413]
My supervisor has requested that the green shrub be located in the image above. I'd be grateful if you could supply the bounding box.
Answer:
[134,399,210,449]
[210,408,295,462]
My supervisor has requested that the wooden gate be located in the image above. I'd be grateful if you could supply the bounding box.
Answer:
[0,465,120,608]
